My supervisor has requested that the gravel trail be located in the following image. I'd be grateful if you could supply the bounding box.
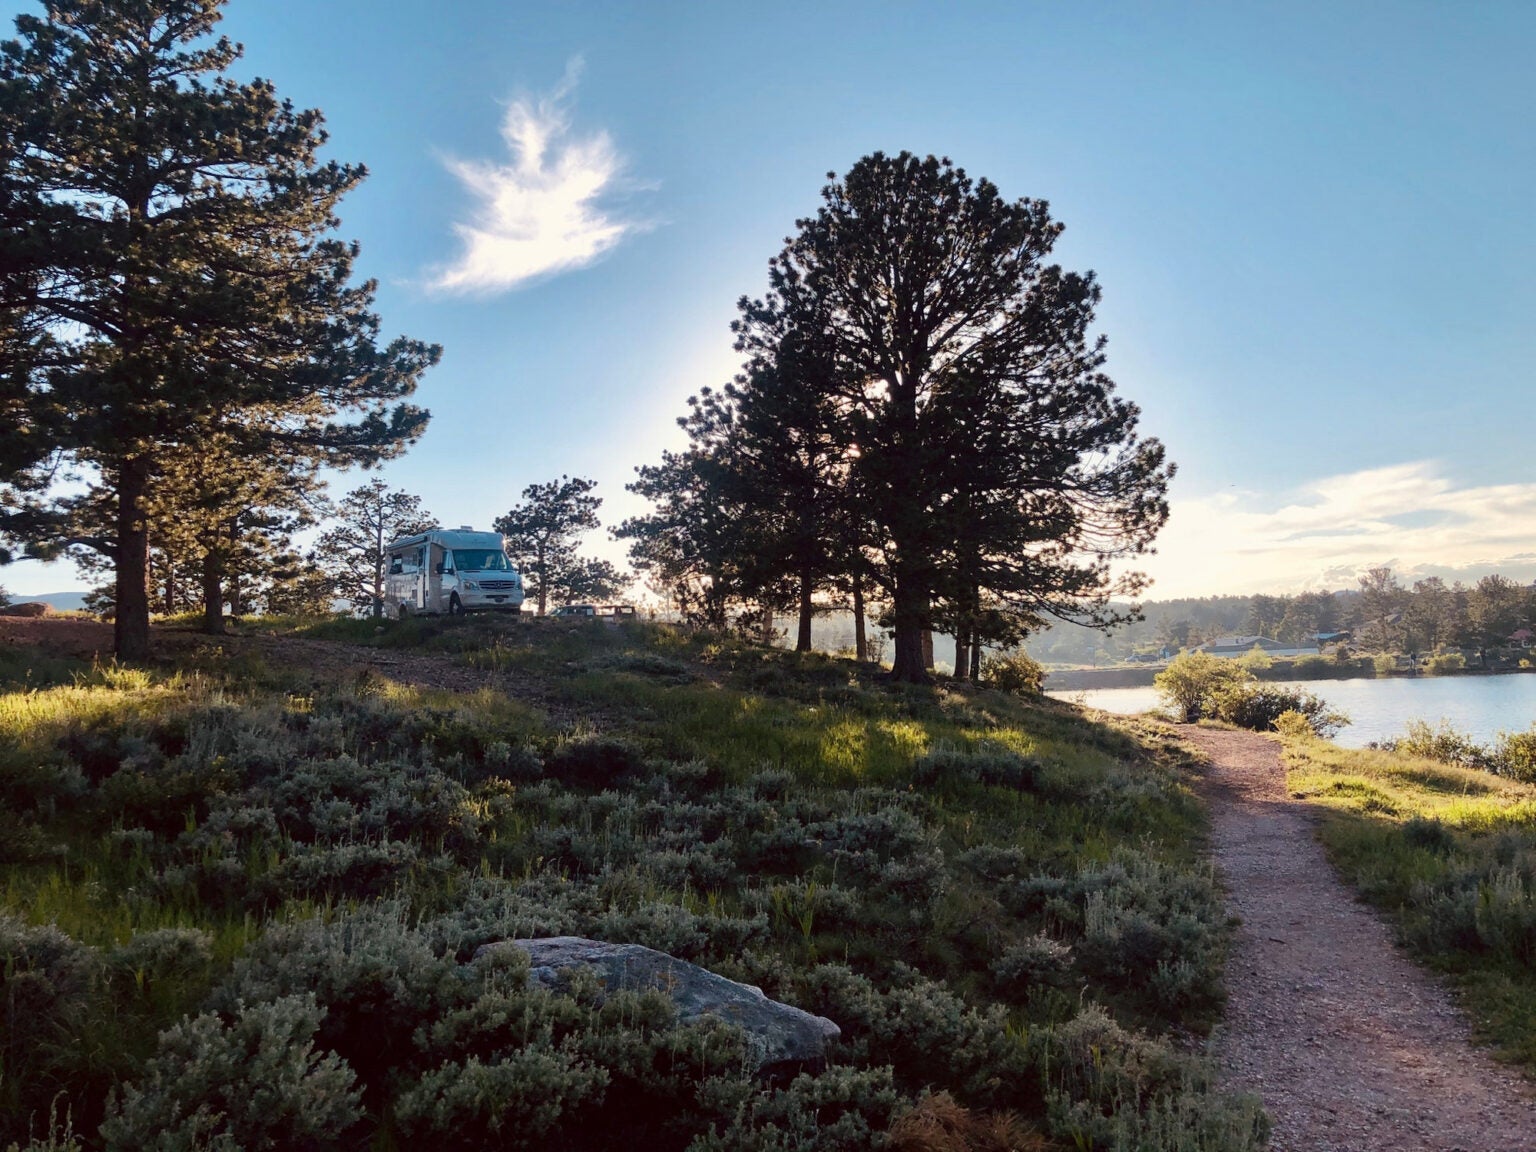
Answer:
[1181,724,1536,1151]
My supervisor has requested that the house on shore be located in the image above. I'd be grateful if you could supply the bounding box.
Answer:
[1192,634,1322,659]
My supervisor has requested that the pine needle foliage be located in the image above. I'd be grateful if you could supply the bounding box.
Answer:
[0,0,438,658]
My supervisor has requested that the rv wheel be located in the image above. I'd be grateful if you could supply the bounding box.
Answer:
[448,594,465,617]
[398,604,408,620]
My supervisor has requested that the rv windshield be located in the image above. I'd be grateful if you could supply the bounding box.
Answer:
[452,549,511,572]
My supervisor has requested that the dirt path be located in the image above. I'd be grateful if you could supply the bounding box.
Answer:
[1182,725,1536,1151]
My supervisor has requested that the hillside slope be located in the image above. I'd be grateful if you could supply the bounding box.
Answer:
[0,615,1266,1151]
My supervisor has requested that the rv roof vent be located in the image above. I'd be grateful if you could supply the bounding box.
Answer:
[458,525,473,531]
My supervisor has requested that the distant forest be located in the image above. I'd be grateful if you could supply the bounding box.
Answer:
[793,568,1536,670]
[1023,569,1535,666]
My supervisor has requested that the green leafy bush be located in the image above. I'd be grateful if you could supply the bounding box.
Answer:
[979,653,1046,695]
[1235,646,1272,672]
[1425,652,1466,675]
[1152,653,1248,722]
[1396,719,1491,769]
[1272,710,1315,740]
[1210,685,1348,738]
[1494,729,1536,783]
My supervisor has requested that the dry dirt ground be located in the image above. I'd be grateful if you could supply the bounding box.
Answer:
[1181,724,1536,1152]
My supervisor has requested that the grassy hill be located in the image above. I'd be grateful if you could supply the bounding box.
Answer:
[0,616,1265,1151]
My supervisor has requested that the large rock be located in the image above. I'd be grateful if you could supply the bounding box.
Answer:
[476,936,840,1072]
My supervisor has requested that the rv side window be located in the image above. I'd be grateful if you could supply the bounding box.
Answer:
[389,554,404,575]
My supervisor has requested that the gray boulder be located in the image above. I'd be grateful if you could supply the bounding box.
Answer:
[475,936,840,1072]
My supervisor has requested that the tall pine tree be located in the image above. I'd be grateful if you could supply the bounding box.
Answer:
[769,153,1171,681]
[0,0,436,656]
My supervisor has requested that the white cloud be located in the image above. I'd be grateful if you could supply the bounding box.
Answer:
[431,62,644,293]
[1140,461,1536,598]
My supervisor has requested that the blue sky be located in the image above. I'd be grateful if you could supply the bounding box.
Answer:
[7,0,1535,599]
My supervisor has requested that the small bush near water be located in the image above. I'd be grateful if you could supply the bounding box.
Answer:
[1153,651,1349,736]
[0,620,1265,1149]
[1374,718,1536,783]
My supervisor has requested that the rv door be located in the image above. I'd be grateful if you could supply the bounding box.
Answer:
[427,543,446,612]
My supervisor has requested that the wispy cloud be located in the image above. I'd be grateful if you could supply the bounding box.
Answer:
[431,62,644,294]
[1141,461,1536,597]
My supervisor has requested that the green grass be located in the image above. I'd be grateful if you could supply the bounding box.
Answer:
[0,618,1265,1151]
[1282,731,1536,1067]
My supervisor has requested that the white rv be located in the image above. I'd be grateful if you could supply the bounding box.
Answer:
[383,528,525,617]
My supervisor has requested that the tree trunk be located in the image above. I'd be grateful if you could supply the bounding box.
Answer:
[796,567,814,652]
[852,578,867,662]
[371,514,385,617]
[114,456,153,660]
[201,548,225,634]
[922,629,934,671]
[970,638,982,680]
[954,631,970,682]
[890,583,930,683]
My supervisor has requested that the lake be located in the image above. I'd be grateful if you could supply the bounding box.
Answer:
[1049,674,1536,748]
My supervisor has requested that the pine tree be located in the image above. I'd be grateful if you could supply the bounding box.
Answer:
[0,0,437,657]
[627,153,1172,679]
[311,480,436,616]
[494,477,627,615]
[617,449,767,630]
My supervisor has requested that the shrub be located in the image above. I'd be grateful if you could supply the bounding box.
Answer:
[1210,685,1348,738]
[1493,728,1536,783]
[1153,652,1249,722]
[887,1092,1047,1152]
[912,744,1042,791]
[543,735,648,791]
[0,918,97,1136]
[1042,1004,1268,1151]
[1027,851,1228,1015]
[105,928,214,994]
[979,654,1046,696]
[100,994,363,1152]
[392,1050,610,1149]
[1401,816,1456,854]
[689,1066,901,1152]
[992,934,1074,996]
[1425,652,1466,675]
[1290,654,1335,678]
[1235,646,1272,672]
[1397,719,1490,769]
[1273,710,1316,740]
[1372,653,1398,676]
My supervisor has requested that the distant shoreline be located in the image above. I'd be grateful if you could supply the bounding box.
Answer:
[1046,664,1536,691]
